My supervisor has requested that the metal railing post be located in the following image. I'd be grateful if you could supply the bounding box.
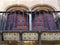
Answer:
[3,11,8,31]
[39,33,41,45]
[13,12,16,30]
[22,11,24,30]
[29,10,32,31]
[18,34,22,45]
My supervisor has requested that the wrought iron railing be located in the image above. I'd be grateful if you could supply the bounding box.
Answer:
[0,10,60,32]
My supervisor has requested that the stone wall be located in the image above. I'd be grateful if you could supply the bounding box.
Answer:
[0,0,59,11]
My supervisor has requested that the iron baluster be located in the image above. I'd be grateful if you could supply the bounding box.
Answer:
[0,15,1,30]
[8,12,11,30]
[35,11,38,31]
[52,13,56,30]
[3,11,8,31]
[8,12,13,30]
[22,11,24,30]
[1,13,4,30]
[46,13,52,30]
[26,11,28,30]
[39,11,43,31]
[58,20,60,29]
[18,11,20,26]
[13,12,16,30]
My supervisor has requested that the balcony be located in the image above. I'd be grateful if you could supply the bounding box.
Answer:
[0,10,60,45]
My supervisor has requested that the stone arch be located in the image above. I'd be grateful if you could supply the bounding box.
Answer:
[31,4,56,11]
[6,4,29,12]
[31,4,57,30]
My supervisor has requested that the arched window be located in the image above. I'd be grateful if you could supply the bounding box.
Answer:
[31,5,56,31]
[5,5,29,30]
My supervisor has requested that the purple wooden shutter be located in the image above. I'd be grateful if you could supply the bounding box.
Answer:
[5,13,28,30]
[33,14,45,30]
[14,14,28,30]
[46,13,56,30]
[6,14,14,30]
[32,12,56,31]
[43,13,49,30]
